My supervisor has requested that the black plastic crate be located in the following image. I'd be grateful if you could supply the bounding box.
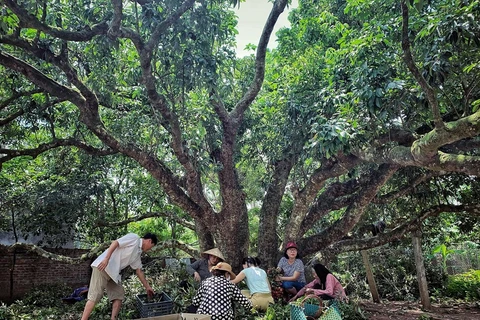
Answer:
[136,292,173,318]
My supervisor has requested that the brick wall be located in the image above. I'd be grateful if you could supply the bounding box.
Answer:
[0,245,93,303]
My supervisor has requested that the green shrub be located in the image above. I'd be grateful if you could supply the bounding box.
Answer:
[446,269,480,300]
[337,299,368,320]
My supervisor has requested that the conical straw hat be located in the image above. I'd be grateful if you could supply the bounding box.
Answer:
[202,248,225,261]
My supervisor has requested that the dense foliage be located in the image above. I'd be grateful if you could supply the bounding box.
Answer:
[446,269,480,300]
[1,0,479,272]
[0,261,368,320]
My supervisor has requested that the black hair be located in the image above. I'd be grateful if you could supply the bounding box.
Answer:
[211,268,227,277]
[313,263,336,289]
[142,233,158,245]
[242,256,261,267]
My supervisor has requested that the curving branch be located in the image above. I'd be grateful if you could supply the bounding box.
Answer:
[0,138,117,169]
[299,164,399,257]
[1,3,204,220]
[230,0,289,127]
[400,0,443,130]
[7,238,200,264]
[7,242,109,264]
[354,113,480,177]
[95,210,195,230]
[299,178,361,236]
[3,0,109,41]
[0,51,85,106]
[373,170,445,204]
[286,154,362,241]
[0,88,43,112]
[330,203,480,253]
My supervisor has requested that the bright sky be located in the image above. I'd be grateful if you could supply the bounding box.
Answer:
[235,0,299,57]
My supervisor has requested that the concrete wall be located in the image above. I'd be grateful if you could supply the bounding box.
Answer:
[0,245,92,303]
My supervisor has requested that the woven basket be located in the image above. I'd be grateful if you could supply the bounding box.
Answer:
[290,295,342,320]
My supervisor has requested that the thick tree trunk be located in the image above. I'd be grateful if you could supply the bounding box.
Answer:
[213,204,250,274]
[194,219,215,253]
[258,159,293,268]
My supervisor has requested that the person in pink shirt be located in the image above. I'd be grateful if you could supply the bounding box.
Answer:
[289,263,347,302]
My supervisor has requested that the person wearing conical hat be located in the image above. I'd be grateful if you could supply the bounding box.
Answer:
[186,247,225,282]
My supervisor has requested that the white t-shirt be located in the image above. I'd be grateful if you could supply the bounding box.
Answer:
[91,233,143,284]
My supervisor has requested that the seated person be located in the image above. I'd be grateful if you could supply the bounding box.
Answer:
[186,248,225,282]
[289,263,347,302]
[232,257,274,311]
[277,241,306,296]
[192,262,252,320]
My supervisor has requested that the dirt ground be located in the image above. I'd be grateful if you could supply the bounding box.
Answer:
[361,300,480,320]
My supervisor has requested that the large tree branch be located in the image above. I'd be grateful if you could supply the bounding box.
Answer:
[3,0,109,41]
[401,0,443,130]
[2,16,203,219]
[355,110,480,176]
[0,36,97,107]
[6,238,200,264]
[258,157,296,267]
[95,210,195,230]
[230,0,289,127]
[109,0,123,37]
[410,112,480,165]
[373,170,444,204]
[285,154,362,241]
[299,179,361,236]
[130,2,213,212]
[355,144,480,176]
[0,88,43,112]
[0,138,117,169]
[0,51,85,106]
[299,164,399,256]
[0,94,62,127]
[330,203,480,253]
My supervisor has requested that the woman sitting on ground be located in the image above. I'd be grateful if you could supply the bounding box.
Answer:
[232,257,274,311]
[277,241,306,296]
[289,263,347,302]
[192,262,252,320]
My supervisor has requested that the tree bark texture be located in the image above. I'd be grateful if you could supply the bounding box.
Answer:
[412,232,431,310]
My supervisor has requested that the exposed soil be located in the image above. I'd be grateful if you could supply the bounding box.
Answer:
[361,300,480,320]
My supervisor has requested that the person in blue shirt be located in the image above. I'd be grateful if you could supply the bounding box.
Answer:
[232,256,274,311]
